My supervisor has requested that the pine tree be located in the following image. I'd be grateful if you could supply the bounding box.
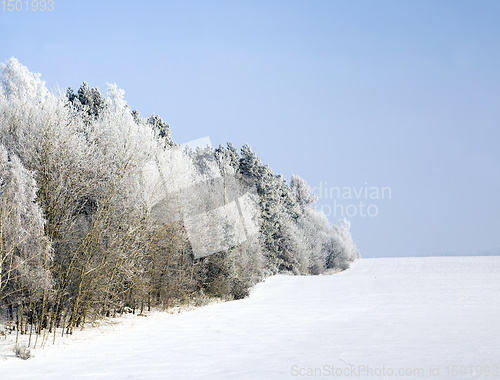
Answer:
[0,144,52,307]
[238,144,308,274]
[67,82,107,120]
[131,109,141,125]
[226,142,240,170]
[239,143,264,183]
[147,114,174,147]
[290,174,318,211]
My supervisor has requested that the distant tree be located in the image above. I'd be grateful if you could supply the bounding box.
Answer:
[239,144,307,274]
[147,114,174,147]
[290,174,318,210]
[67,82,106,120]
[239,143,264,182]
[325,218,360,270]
[131,109,142,125]
[225,142,240,170]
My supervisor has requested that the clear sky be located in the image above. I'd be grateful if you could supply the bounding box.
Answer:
[1,0,499,257]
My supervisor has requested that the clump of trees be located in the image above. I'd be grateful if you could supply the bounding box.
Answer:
[0,58,359,347]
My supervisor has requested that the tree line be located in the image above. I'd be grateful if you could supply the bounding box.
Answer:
[0,58,359,347]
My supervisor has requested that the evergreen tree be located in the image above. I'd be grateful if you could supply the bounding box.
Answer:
[238,144,307,274]
[67,82,106,120]
[131,109,141,125]
[226,142,240,170]
[239,143,264,183]
[147,114,174,147]
[325,219,360,270]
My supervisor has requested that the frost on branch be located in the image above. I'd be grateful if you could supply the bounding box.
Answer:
[0,144,52,306]
[0,57,48,102]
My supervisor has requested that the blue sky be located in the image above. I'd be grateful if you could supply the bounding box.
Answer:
[1,0,499,257]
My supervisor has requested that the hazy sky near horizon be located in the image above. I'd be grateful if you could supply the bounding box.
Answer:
[1,0,499,257]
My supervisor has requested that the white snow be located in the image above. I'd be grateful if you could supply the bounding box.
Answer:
[1,256,499,379]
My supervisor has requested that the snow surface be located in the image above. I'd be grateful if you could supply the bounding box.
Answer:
[1,256,499,379]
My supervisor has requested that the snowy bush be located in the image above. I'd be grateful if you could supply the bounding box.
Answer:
[14,344,32,360]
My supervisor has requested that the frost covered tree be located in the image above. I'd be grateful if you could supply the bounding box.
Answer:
[290,174,318,211]
[67,82,107,121]
[0,59,161,334]
[240,149,360,274]
[224,142,240,171]
[0,144,52,326]
[131,109,142,125]
[147,114,174,147]
[0,57,47,101]
[325,218,360,270]
[239,144,308,274]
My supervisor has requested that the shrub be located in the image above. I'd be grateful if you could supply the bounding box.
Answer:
[14,344,32,360]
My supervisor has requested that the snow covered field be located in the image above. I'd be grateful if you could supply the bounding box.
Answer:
[1,256,499,379]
